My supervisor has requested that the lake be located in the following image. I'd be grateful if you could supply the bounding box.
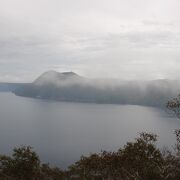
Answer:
[0,92,179,168]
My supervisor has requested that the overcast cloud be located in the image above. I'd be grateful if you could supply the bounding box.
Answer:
[0,0,180,82]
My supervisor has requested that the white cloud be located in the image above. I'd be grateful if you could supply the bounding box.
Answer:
[0,0,180,81]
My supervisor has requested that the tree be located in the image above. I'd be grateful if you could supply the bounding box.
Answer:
[68,133,164,180]
[118,132,164,180]
[0,155,13,178]
[0,146,40,180]
[166,94,180,179]
[166,94,180,155]
[166,94,180,118]
[40,163,64,180]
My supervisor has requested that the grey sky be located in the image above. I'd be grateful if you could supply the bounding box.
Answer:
[0,0,180,82]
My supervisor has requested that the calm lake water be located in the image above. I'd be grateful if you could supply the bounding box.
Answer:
[0,92,179,168]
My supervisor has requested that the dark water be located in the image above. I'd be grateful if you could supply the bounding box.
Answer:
[0,92,179,168]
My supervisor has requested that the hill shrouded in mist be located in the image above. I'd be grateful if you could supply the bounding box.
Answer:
[13,71,180,107]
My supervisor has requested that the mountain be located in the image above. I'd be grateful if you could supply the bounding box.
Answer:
[14,71,84,100]
[13,71,180,107]
[33,70,80,86]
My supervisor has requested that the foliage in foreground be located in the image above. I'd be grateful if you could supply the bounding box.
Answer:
[0,131,180,180]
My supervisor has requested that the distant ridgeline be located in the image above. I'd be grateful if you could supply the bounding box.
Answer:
[8,70,180,107]
[0,82,27,92]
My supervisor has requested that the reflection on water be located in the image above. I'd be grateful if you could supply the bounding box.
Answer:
[0,92,179,168]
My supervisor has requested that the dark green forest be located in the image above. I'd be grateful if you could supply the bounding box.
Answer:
[1,96,180,180]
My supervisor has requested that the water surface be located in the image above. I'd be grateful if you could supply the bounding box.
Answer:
[0,92,179,168]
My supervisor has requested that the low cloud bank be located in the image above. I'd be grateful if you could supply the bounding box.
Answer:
[13,71,180,107]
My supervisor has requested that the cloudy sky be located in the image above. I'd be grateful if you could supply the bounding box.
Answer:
[0,0,180,82]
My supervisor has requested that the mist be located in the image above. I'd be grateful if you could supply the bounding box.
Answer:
[13,71,180,107]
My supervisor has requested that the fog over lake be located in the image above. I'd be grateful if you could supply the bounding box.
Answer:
[0,92,179,168]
